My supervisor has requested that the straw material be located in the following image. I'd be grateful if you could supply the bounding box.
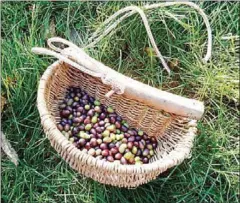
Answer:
[37,60,198,188]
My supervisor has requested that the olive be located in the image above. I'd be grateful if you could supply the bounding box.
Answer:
[90,138,97,147]
[97,134,103,139]
[107,107,114,113]
[122,138,128,143]
[116,116,122,122]
[74,96,79,102]
[96,127,103,133]
[59,103,66,109]
[73,117,81,123]
[85,124,92,131]
[98,120,105,126]
[121,125,128,132]
[128,157,135,164]
[78,138,86,147]
[88,148,96,156]
[91,116,98,124]
[95,149,102,156]
[110,133,116,141]
[85,142,91,150]
[77,106,84,112]
[84,117,91,125]
[115,153,122,160]
[87,109,95,117]
[97,139,102,145]
[76,112,81,117]
[147,144,153,150]
[142,157,149,164]
[99,113,106,120]
[108,143,115,149]
[94,100,101,106]
[72,127,79,135]
[132,146,138,155]
[106,125,116,132]
[79,125,85,131]
[143,134,148,140]
[142,149,149,156]
[90,128,97,135]
[127,130,134,136]
[146,140,150,144]
[119,144,127,154]
[82,95,89,100]
[102,149,109,157]
[128,136,135,142]
[72,102,79,108]
[110,117,116,124]
[94,106,101,113]
[138,130,144,136]
[103,137,112,143]
[104,118,110,123]
[149,150,154,156]
[115,121,121,129]
[133,141,139,147]
[60,110,71,118]
[107,156,114,162]
[152,143,157,149]
[69,137,75,143]
[64,124,71,131]
[135,136,141,141]
[84,104,90,110]
[127,142,133,149]
[57,124,63,131]
[120,157,127,165]
[110,147,118,155]
[67,98,74,106]
[102,130,110,137]
[100,143,108,150]
[124,152,133,160]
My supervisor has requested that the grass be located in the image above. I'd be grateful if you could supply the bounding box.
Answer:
[1,1,239,203]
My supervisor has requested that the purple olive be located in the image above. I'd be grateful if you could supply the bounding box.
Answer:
[110,117,116,124]
[133,141,139,147]
[152,143,157,149]
[78,138,86,147]
[90,128,97,135]
[116,116,122,122]
[108,143,116,149]
[64,124,70,131]
[73,117,81,123]
[96,127,103,133]
[79,125,85,131]
[135,136,141,141]
[85,142,91,150]
[121,125,128,132]
[60,110,71,118]
[128,136,135,142]
[142,157,149,164]
[98,121,105,126]
[100,143,108,150]
[99,113,106,120]
[87,109,95,117]
[77,107,84,112]
[72,127,79,135]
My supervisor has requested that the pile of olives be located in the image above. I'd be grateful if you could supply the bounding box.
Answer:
[57,87,158,165]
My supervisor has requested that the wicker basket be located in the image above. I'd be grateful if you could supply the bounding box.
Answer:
[32,3,212,188]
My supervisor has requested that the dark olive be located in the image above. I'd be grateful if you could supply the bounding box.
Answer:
[142,157,149,164]
[77,107,84,112]
[108,143,116,149]
[60,110,71,118]
[72,127,80,135]
[121,125,128,132]
[135,136,141,141]
[64,124,71,131]
[99,113,106,120]
[110,147,118,155]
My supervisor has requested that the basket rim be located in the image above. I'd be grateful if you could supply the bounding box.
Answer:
[37,60,198,174]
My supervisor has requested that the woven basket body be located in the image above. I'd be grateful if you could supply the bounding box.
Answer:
[38,60,198,188]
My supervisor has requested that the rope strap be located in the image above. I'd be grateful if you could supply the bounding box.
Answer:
[32,2,212,97]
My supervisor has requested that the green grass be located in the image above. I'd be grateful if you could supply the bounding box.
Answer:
[1,2,239,203]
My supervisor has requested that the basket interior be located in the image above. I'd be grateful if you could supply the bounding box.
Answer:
[45,62,193,162]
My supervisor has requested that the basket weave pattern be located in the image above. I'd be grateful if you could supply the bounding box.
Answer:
[38,61,197,187]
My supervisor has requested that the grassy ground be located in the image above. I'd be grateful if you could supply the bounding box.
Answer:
[1,2,239,203]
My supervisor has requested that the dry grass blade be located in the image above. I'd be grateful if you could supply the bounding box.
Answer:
[1,131,19,166]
